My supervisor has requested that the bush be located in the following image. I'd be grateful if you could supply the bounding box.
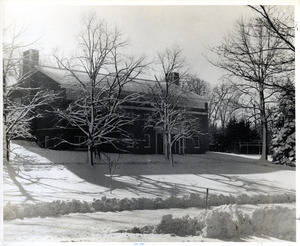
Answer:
[155,214,202,236]
[118,198,134,211]
[124,225,155,234]
[3,202,17,220]
[92,199,104,211]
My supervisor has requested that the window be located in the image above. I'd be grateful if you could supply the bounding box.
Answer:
[127,133,135,149]
[144,134,151,148]
[193,136,200,148]
[74,136,88,150]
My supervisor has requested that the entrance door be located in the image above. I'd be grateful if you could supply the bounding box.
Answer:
[172,138,185,155]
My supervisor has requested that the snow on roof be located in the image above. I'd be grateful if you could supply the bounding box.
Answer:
[37,66,208,109]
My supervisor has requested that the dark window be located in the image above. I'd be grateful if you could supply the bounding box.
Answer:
[74,136,87,150]
[193,136,200,148]
[144,134,151,148]
[127,133,135,149]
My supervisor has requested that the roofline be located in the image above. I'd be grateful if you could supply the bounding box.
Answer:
[36,65,158,84]
[36,65,209,102]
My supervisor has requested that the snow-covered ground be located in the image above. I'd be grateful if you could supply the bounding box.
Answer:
[3,203,295,242]
[2,140,297,243]
[4,141,295,204]
[3,163,295,204]
[211,151,272,161]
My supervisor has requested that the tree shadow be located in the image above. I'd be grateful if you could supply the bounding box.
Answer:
[198,174,295,195]
[4,141,296,203]
[12,140,295,175]
[4,164,37,202]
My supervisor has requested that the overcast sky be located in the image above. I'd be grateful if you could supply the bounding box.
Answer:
[2,2,295,85]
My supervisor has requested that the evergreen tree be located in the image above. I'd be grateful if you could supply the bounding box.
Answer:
[270,82,295,165]
[224,118,260,153]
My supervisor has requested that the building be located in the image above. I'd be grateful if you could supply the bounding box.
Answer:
[14,49,209,154]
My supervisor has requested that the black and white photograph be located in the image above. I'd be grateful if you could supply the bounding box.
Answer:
[1,0,298,244]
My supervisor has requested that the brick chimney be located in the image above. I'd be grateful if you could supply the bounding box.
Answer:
[168,72,180,85]
[22,49,39,76]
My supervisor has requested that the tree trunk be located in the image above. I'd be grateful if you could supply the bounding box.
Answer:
[169,146,174,166]
[259,88,268,161]
[163,133,169,160]
[97,146,101,161]
[6,137,10,162]
[261,119,268,161]
[88,145,94,166]
[168,133,174,166]
[110,176,113,194]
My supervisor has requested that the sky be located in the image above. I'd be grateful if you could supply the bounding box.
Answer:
[2,1,296,85]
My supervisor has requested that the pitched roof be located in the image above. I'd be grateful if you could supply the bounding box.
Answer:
[36,66,208,110]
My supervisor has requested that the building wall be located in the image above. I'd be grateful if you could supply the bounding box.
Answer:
[25,70,209,155]
[34,112,208,155]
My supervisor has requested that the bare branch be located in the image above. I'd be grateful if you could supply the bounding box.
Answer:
[54,15,147,165]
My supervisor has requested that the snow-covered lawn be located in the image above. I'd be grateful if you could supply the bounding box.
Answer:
[211,151,272,161]
[3,140,296,242]
[4,141,295,204]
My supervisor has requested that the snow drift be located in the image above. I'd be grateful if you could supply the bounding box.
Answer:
[4,192,295,221]
[126,204,296,241]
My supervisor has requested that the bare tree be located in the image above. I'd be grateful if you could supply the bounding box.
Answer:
[3,24,53,161]
[209,17,294,161]
[248,5,295,53]
[157,45,188,81]
[102,153,120,194]
[146,46,203,166]
[54,14,147,166]
[208,81,239,131]
[182,75,210,98]
[207,81,241,151]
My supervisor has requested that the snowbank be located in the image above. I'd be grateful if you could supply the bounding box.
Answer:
[200,205,250,238]
[127,204,296,241]
[4,192,295,221]
[251,205,296,240]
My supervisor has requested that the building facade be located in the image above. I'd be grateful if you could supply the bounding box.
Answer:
[14,50,209,154]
